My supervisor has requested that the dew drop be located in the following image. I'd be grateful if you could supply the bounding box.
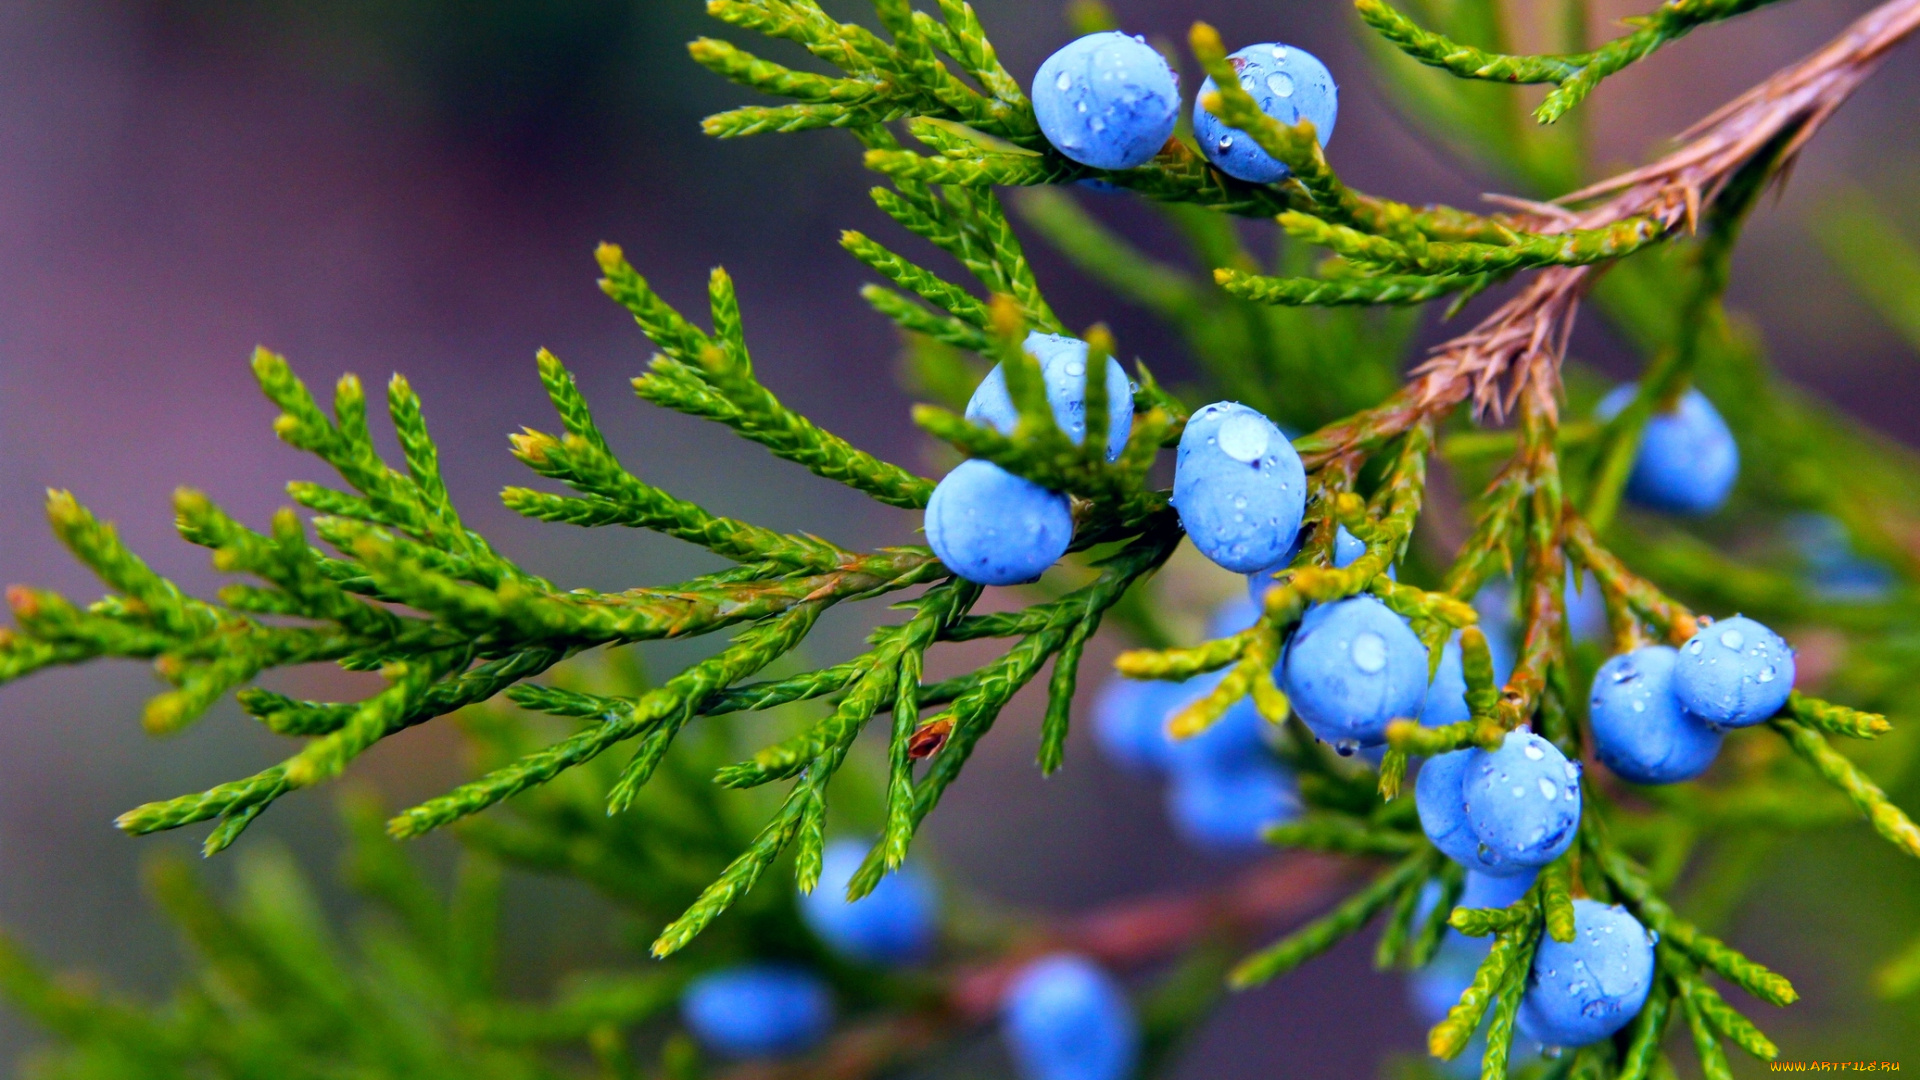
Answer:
[1238,72,1259,93]
[1631,699,1645,713]
[1539,777,1558,800]
[1064,359,1086,378]
[1217,412,1272,462]
[1688,639,1704,655]
[1511,785,1526,799]
[1076,101,1088,113]
[1757,665,1776,683]
[1267,72,1296,98]
[1720,629,1746,650]
[1610,665,1639,684]
[1523,741,1546,761]
[1334,739,1358,757]
[1216,134,1235,152]
[1233,495,1248,510]
[1090,118,1106,133]
[1055,70,1073,92]
[1351,632,1388,674]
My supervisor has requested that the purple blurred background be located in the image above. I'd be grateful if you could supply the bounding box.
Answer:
[1,0,1916,1071]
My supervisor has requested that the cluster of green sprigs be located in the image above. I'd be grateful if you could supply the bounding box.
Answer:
[0,694,882,1080]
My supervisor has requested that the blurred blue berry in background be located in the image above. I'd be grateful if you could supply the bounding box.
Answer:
[1002,954,1139,1080]
[1033,32,1180,170]
[800,838,939,966]
[1092,677,1184,775]
[1193,43,1338,184]
[1165,760,1298,852]
[1596,384,1739,515]
[1787,512,1894,602]
[682,965,834,1059]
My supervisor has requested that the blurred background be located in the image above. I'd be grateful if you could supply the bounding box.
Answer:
[1,0,1917,1072]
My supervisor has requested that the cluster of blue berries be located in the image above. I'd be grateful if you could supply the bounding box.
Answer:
[1589,615,1794,785]
[1413,737,1659,1050]
[1596,383,1740,516]
[1095,596,1300,851]
[1033,31,1337,183]
[927,332,1132,585]
[680,839,937,1059]
[680,839,1138,1080]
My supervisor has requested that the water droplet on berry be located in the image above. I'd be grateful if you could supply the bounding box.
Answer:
[1233,496,1248,510]
[1077,101,1088,113]
[1239,73,1258,92]
[1631,699,1645,712]
[1064,359,1085,378]
[1688,639,1704,655]
[1511,785,1525,798]
[1267,72,1295,98]
[1217,412,1271,462]
[1217,134,1235,152]
[1539,777,1557,800]
[1757,665,1776,683]
[1351,632,1387,673]
[1090,118,1106,133]
[1055,71,1073,92]
[1523,741,1545,761]
[1720,629,1745,650]
[1334,739,1358,757]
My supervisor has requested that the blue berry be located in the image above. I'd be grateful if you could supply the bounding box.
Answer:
[1002,954,1139,1080]
[1596,384,1739,515]
[1091,678,1183,775]
[1193,43,1338,184]
[799,839,938,966]
[1032,32,1180,170]
[967,332,1134,461]
[1416,749,1522,876]
[1281,596,1429,752]
[1589,646,1722,784]
[1160,673,1270,773]
[1462,730,1582,870]
[682,965,834,1058]
[1672,615,1793,728]
[1172,402,1306,573]
[1518,900,1655,1048]
[1165,761,1298,852]
[925,460,1073,586]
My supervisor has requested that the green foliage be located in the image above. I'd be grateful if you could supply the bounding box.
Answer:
[8,0,1920,1077]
